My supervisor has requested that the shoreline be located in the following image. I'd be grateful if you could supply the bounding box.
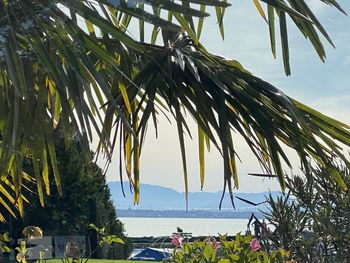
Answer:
[117,209,264,219]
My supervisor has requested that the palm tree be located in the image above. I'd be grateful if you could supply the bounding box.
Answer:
[0,0,349,219]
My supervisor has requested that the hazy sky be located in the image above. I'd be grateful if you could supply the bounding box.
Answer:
[97,1,350,193]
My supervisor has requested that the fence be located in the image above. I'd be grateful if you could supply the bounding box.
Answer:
[0,235,87,262]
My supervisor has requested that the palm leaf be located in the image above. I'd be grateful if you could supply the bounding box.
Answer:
[0,0,348,218]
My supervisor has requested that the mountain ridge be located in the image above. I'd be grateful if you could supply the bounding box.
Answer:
[108,181,279,211]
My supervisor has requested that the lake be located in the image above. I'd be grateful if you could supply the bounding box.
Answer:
[119,217,249,237]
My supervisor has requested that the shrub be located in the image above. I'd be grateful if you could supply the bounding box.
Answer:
[170,234,289,263]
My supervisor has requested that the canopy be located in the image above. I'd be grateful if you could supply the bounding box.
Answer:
[129,247,171,261]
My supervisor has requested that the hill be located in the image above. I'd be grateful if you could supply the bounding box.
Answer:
[108,182,278,211]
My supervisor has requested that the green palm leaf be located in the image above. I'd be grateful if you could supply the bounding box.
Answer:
[0,0,348,219]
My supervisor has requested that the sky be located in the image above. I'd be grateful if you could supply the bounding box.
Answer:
[97,1,350,194]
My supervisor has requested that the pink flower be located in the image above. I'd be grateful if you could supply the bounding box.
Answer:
[250,238,261,251]
[212,239,220,250]
[171,234,183,247]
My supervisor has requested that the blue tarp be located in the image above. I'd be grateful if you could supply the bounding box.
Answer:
[129,247,171,261]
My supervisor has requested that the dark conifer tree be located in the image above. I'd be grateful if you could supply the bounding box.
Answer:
[3,127,132,259]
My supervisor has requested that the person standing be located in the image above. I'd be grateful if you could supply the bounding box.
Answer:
[252,220,261,239]
[261,219,268,239]
[316,238,325,262]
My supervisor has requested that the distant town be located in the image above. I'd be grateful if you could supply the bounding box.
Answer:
[118,209,265,219]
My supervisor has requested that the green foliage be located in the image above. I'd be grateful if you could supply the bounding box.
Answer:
[0,232,11,253]
[263,193,307,251]
[170,234,289,263]
[5,130,132,259]
[8,225,125,263]
[265,163,350,262]
[286,165,350,261]
[0,0,349,218]
[45,261,149,263]
[52,224,125,263]
[89,224,125,247]
[263,193,313,261]
[14,226,46,263]
[15,240,27,263]
[21,135,121,233]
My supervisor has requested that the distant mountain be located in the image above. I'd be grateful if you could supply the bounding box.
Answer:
[116,209,265,219]
[108,182,279,211]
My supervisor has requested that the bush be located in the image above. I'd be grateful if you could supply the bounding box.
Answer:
[169,233,289,263]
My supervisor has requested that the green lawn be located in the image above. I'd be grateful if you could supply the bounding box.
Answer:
[45,260,156,263]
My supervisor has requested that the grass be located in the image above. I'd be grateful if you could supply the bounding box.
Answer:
[45,260,156,263]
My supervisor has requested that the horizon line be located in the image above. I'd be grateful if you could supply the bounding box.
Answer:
[107,181,279,194]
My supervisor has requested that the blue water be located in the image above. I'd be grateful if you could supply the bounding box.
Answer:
[120,217,248,237]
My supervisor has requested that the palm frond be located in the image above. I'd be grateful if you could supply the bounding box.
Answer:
[0,0,348,218]
[113,33,350,200]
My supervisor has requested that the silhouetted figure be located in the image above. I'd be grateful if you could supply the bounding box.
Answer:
[253,220,261,238]
[316,238,325,258]
[261,219,268,238]
[248,213,262,239]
